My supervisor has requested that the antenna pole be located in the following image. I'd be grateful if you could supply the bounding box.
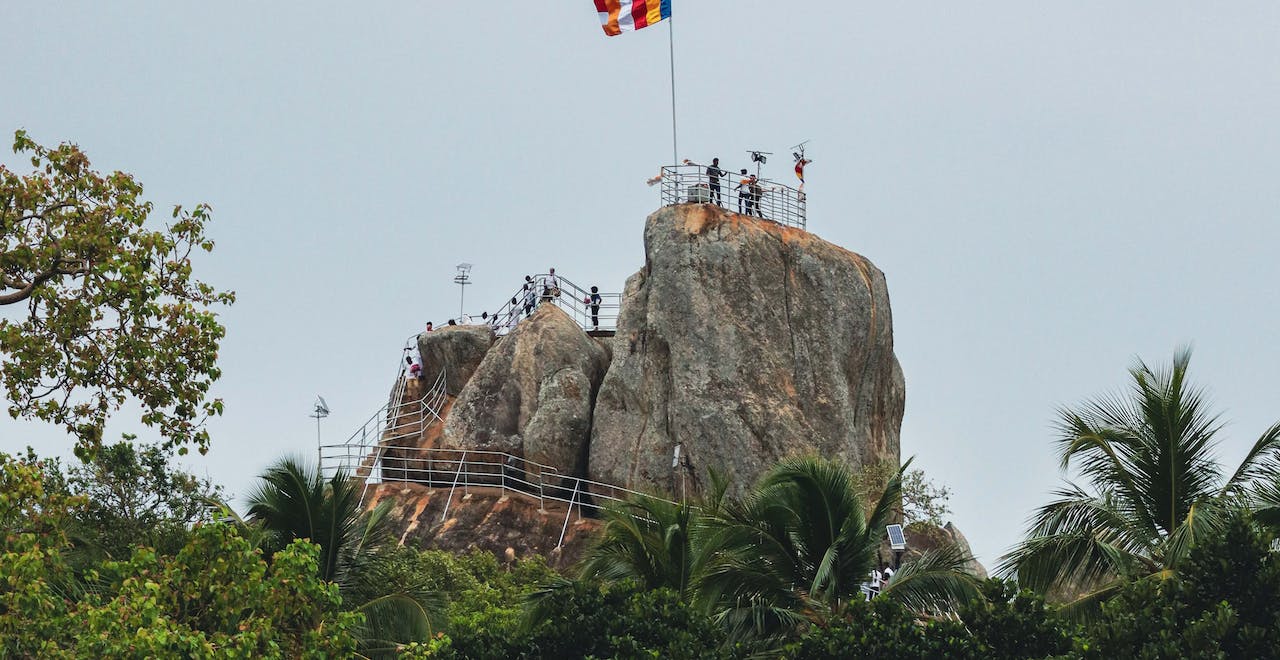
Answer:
[668,14,678,166]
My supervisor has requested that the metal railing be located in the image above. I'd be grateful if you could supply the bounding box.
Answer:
[319,366,448,484]
[659,163,807,231]
[318,441,680,547]
[461,273,621,336]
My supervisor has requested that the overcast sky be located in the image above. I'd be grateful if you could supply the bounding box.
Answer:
[3,2,1278,568]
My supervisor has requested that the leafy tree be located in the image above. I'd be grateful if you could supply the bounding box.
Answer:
[0,452,86,657]
[30,441,222,560]
[70,526,362,658]
[0,130,234,457]
[852,458,953,526]
[955,579,1075,659]
[244,456,443,654]
[436,551,558,660]
[0,452,361,658]
[999,348,1280,614]
[696,456,981,642]
[519,580,729,660]
[1074,513,1280,659]
[783,597,980,660]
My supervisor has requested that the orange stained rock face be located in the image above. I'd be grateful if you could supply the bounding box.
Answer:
[674,203,858,260]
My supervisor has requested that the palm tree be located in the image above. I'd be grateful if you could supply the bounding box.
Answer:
[575,471,729,600]
[696,456,981,641]
[577,495,699,600]
[999,348,1280,613]
[244,456,443,657]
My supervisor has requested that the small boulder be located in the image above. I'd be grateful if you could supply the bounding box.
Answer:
[418,325,494,396]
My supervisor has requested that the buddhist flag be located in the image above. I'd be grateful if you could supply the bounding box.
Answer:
[794,158,811,183]
[595,0,672,36]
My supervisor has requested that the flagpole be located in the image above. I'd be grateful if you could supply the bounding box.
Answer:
[667,13,678,166]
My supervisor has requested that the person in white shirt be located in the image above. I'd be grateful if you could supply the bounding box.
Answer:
[540,268,560,302]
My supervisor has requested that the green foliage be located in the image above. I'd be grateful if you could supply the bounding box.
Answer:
[0,130,235,457]
[783,597,980,659]
[246,455,372,581]
[30,441,222,560]
[435,551,558,660]
[244,456,445,653]
[853,458,953,526]
[0,453,86,657]
[67,525,362,658]
[521,580,729,660]
[1075,514,1280,659]
[697,456,981,641]
[0,455,361,659]
[1000,348,1280,611]
[397,633,456,658]
[578,494,699,599]
[955,580,1076,659]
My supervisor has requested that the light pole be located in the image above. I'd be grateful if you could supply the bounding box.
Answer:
[454,263,473,319]
[311,396,330,467]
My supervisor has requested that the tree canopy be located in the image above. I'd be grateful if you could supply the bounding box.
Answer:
[0,130,234,457]
[999,348,1280,615]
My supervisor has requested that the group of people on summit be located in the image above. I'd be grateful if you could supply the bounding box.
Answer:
[698,157,767,217]
[406,269,606,379]
[409,269,606,369]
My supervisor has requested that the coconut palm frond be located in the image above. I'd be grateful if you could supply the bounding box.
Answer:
[1052,577,1127,623]
[711,596,811,647]
[1010,349,1280,606]
[353,589,446,653]
[1251,478,1280,530]
[880,543,983,613]
[245,455,443,650]
[1222,422,1280,497]
[1161,498,1230,570]
[998,515,1135,597]
[578,495,695,596]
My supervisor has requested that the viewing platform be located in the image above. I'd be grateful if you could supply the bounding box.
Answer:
[659,164,807,231]
[438,273,620,339]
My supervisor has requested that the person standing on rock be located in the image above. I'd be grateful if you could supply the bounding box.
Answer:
[586,286,603,330]
[736,169,751,214]
[424,321,433,333]
[746,174,765,217]
[541,268,560,303]
[522,283,537,317]
[705,157,727,207]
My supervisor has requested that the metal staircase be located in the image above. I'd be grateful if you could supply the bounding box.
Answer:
[468,273,620,338]
[318,342,677,547]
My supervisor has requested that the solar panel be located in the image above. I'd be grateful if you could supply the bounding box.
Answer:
[886,524,907,550]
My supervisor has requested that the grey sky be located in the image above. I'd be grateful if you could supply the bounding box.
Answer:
[3,2,1278,568]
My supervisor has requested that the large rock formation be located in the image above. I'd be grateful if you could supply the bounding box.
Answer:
[418,325,494,396]
[441,304,610,474]
[588,204,904,495]
[363,482,601,569]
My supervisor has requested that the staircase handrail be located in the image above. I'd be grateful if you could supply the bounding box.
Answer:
[320,441,676,516]
[464,273,622,337]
